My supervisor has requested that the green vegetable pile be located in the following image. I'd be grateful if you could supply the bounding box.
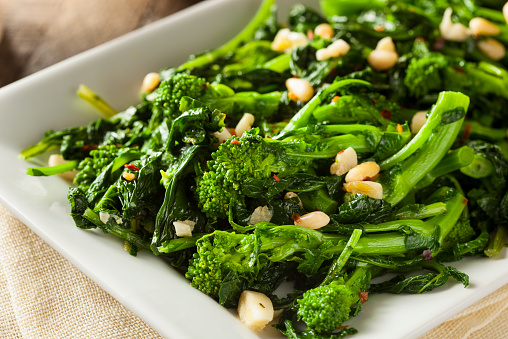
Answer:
[20,0,508,337]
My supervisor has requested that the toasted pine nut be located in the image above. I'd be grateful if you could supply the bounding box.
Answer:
[316,39,350,61]
[286,78,314,102]
[214,127,233,144]
[284,192,303,207]
[288,31,309,50]
[235,113,255,136]
[439,8,471,42]
[411,111,428,134]
[173,220,195,237]
[344,181,383,199]
[238,290,274,333]
[140,72,160,94]
[294,211,330,229]
[504,2,508,24]
[248,206,273,225]
[314,23,334,39]
[122,172,136,181]
[469,17,500,36]
[477,38,506,60]
[328,39,351,57]
[367,49,399,71]
[330,147,357,176]
[376,37,396,52]
[48,154,79,182]
[271,28,292,52]
[345,161,380,183]
[316,48,332,61]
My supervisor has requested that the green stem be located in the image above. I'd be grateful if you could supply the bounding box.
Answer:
[321,229,362,285]
[484,226,508,257]
[177,0,275,71]
[26,159,79,176]
[77,84,117,118]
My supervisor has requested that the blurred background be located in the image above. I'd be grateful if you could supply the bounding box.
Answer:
[0,0,203,87]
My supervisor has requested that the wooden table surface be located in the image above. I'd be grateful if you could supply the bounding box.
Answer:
[0,0,202,87]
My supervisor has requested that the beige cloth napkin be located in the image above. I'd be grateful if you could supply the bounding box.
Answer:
[0,202,507,339]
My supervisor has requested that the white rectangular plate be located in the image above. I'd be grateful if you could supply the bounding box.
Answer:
[0,1,506,338]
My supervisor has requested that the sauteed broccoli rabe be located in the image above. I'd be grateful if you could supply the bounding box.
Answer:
[20,0,508,337]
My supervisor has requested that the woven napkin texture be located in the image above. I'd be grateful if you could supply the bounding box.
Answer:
[0,202,507,339]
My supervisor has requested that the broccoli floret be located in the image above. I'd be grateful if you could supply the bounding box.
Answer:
[151,73,207,119]
[442,219,477,250]
[150,72,284,124]
[185,231,257,298]
[297,277,363,333]
[195,130,317,219]
[404,43,508,100]
[74,145,128,190]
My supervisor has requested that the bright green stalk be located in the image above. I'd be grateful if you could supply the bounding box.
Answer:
[380,92,469,170]
[177,0,275,71]
[414,146,475,190]
[381,92,470,205]
[26,159,79,176]
[460,153,495,179]
[321,229,363,285]
[274,79,372,139]
[76,84,117,118]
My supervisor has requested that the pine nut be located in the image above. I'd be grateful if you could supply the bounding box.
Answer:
[504,2,508,24]
[140,72,160,94]
[173,220,195,237]
[314,23,334,39]
[376,37,396,52]
[288,31,309,50]
[248,206,273,225]
[316,48,332,61]
[439,8,471,42]
[367,49,399,71]
[469,17,500,36]
[477,38,506,60]
[238,290,274,333]
[330,147,358,176]
[213,127,232,144]
[294,211,330,229]
[271,28,292,52]
[284,192,303,207]
[286,78,314,102]
[316,39,350,61]
[411,111,428,134]
[343,181,384,199]
[235,113,255,136]
[48,154,79,182]
[345,161,380,183]
[271,28,308,53]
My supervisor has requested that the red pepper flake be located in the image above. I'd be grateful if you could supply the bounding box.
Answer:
[462,198,468,205]
[231,139,241,145]
[292,214,301,223]
[463,123,471,140]
[454,65,465,73]
[307,29,314,40]
[432,37,446,51]
[124,164,140,171]
[371,98,378,104]
[314,207,319,211]
[423,249,433,262]
[273,174,280,182]
[337,149,345,155]
[265,135,272,138]
[380,109,392,120]
[397,123,403,134]
[359,291,369,304]
[332,96,341,102]
[82,144,97,152]
[202,83,208,90]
